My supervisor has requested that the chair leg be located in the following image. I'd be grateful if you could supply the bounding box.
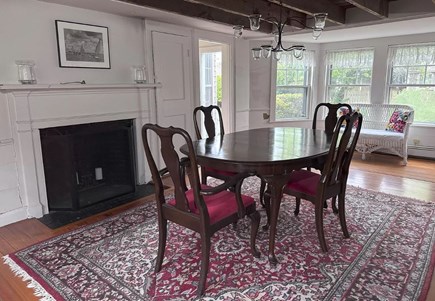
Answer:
[259,178,266,207]
[331,196,338,214]
[197,233,211,296]
[263,190,271,230]
[315,201,328,252]
[338,193,350,238]
[201,174,207,185]
[248,211,261,258]
[155,219,167,272]
[294,198,301,216]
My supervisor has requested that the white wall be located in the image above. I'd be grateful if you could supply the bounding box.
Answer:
[0,0,145,85]
[234,38,251,131]
[0,0,145,226]
[249,33,435,157]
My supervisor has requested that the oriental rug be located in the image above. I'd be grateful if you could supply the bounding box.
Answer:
[3,177,435,301]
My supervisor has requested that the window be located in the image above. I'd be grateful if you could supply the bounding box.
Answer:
[272,51,313,120]
[387,43,435,123]
[326,48,374,104]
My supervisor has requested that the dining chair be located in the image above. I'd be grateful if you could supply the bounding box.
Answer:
[142,123,261,296]
[312,102,353,134]
[193,105,267,206]
[311,102,354,209]
[266,112,363,252]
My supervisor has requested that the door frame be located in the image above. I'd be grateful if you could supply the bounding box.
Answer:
[192,30,235,133]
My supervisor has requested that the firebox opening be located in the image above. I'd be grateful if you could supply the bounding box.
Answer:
[40,119,136,211]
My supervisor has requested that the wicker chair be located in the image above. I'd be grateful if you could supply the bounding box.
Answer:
[352,103,414,165]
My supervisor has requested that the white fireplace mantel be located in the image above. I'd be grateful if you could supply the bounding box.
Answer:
[0,83,161,92]
[0,83,162,227]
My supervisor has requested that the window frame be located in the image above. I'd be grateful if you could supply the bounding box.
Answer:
[386,43,435,125]
[270,51,314,122]
[325,48,375,105]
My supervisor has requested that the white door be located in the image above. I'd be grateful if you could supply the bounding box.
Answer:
[151,31,193,167]
[152,31,193,134]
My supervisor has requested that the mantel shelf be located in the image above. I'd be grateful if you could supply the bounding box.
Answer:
[0,83,162,93]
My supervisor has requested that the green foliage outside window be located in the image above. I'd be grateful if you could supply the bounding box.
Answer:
[275,88,305,119]
[216,75,222,107]
[390,87,435,123]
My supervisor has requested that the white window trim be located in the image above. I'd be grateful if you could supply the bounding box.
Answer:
[269,55,313,123]
[325,47,375,104]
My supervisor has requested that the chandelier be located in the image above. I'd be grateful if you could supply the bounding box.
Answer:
[235,1,327,61]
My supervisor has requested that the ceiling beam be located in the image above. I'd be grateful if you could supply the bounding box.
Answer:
[267,0,346,25]
[117,0,273,33]
[345,0,389,19]
[185,0,308,29]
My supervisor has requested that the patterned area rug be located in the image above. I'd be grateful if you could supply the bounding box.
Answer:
[3,177,435,300]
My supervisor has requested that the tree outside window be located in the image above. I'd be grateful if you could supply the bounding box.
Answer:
[326,49,374,104]
[273,51,313,120]
[387,44,435,123]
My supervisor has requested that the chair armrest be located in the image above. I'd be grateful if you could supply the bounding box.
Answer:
[199,172,254,195]
[200,172,254,218]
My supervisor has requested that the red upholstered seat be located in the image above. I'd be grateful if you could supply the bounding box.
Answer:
[285,170,320,197]
[168,185,255,224]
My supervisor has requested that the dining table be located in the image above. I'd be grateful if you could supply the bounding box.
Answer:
[180,127,334,264]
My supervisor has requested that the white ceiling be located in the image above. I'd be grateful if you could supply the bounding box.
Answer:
[40,0,435,43]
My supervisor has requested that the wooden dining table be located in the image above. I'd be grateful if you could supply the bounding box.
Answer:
[180,127,334,264]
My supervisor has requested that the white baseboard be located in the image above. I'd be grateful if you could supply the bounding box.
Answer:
[408,145,435,159]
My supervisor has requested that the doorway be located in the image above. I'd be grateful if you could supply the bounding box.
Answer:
[198,40,231,134]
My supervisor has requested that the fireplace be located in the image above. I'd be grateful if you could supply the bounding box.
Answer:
[40,119,136,211]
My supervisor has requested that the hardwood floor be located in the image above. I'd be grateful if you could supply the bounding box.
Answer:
[0,153,434,300]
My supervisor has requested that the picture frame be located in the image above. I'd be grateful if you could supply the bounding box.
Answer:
[55,20,110,69]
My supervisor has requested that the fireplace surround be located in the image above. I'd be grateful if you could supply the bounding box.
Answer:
[0,83,161,226]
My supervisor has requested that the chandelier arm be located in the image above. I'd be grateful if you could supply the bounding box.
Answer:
[262,16,280,26]
[285,18,311,29]
[282,44,306,52]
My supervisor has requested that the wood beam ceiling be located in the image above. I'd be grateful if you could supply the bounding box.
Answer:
[117,0,273,33]
[117,0,397,35]
[185,0,308,29]
[267,0,346,24]
[345,0,389,18]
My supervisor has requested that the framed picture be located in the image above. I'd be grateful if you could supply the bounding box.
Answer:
[55,20,110,69]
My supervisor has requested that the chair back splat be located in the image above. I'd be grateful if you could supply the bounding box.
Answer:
[193,105,224,139]
[143,124,199,214]
[312,102,352,134]
[321,112,363,192]
[142,123,260,296]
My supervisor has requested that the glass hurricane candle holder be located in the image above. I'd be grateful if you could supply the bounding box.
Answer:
[133,65,147,84]
[16,60,37,84]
